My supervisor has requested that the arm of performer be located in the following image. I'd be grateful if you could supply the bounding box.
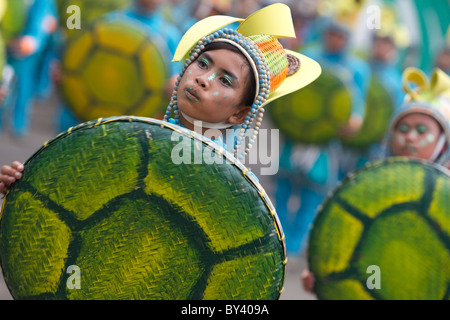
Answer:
[0,162,24,195]
[300,268,315,294]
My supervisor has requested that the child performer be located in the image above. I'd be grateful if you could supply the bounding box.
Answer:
[301,66,450,294]
[2,3,322,191]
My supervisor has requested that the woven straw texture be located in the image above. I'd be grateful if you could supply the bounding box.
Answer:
[308,158,450,300]
[61,17,169,122]
[248,35,289,93]
[269,67,352,144]
[342,75,395,149]
[0,116,285,300]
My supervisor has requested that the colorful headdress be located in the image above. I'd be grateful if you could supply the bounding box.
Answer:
[163,3,321,160]
[387,67,450,165]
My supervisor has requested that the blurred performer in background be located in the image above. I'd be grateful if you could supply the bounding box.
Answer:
[3,0,58,137]
[434,46,450,76]
[352,2,411,161]
[163,0,235,35]
[273,0,370,255]
[301,67,450,294]
[307,11,371,178]
[369,35,404,109]
[383,67,450,169]
[56,0,183,132]
[114,0,182,76]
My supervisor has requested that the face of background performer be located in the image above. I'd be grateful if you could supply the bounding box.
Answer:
[391,112,444,160]
[135,0,163,13]
[372,36,397,63]
[324,28,348,54]
[435,48,450,75]
[177,48,252,130]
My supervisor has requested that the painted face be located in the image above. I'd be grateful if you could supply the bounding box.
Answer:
[177,48,251,128]
[391,113,444,160]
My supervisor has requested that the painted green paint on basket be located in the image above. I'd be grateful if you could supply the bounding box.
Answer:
[308,158,450,300]
[0,116,285,300]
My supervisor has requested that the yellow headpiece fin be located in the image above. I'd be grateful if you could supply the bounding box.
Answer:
[236,3,295,38]
[430,68,450,97]
[172,15,244,62]
[172,3,295,62]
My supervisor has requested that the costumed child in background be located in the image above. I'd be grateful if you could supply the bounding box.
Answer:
[110,0,182,77]
[1,4,322,193]
[273,0,370,256]
[1,0,58,137]
[343,3,411,169]
[301,66,450,294]
[161,2,321,160]
[384,67,450,168]
[369,31,404,112]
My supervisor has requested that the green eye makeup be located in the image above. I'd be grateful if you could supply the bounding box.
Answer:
[397,123,429,135]
[198,57,209,67]
[416,124,428,134]
[223,74,233,86]
[398,124,409,133]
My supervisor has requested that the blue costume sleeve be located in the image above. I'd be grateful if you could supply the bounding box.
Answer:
[349,57,371,120]
[20,0,58,55]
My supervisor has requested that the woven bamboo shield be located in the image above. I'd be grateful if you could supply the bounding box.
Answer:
[61,17,169,122]
[308,158,450,300]
[341,75,395,149]
[268,67,352,145]
[0,116,285,300]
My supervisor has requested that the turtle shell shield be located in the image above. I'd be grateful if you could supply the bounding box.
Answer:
[61,18,170,122]
[308,158,450,300]
[0,116,285,300]
[269,67,352,145]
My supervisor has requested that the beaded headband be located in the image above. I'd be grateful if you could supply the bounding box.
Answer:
[163,3,321,159]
